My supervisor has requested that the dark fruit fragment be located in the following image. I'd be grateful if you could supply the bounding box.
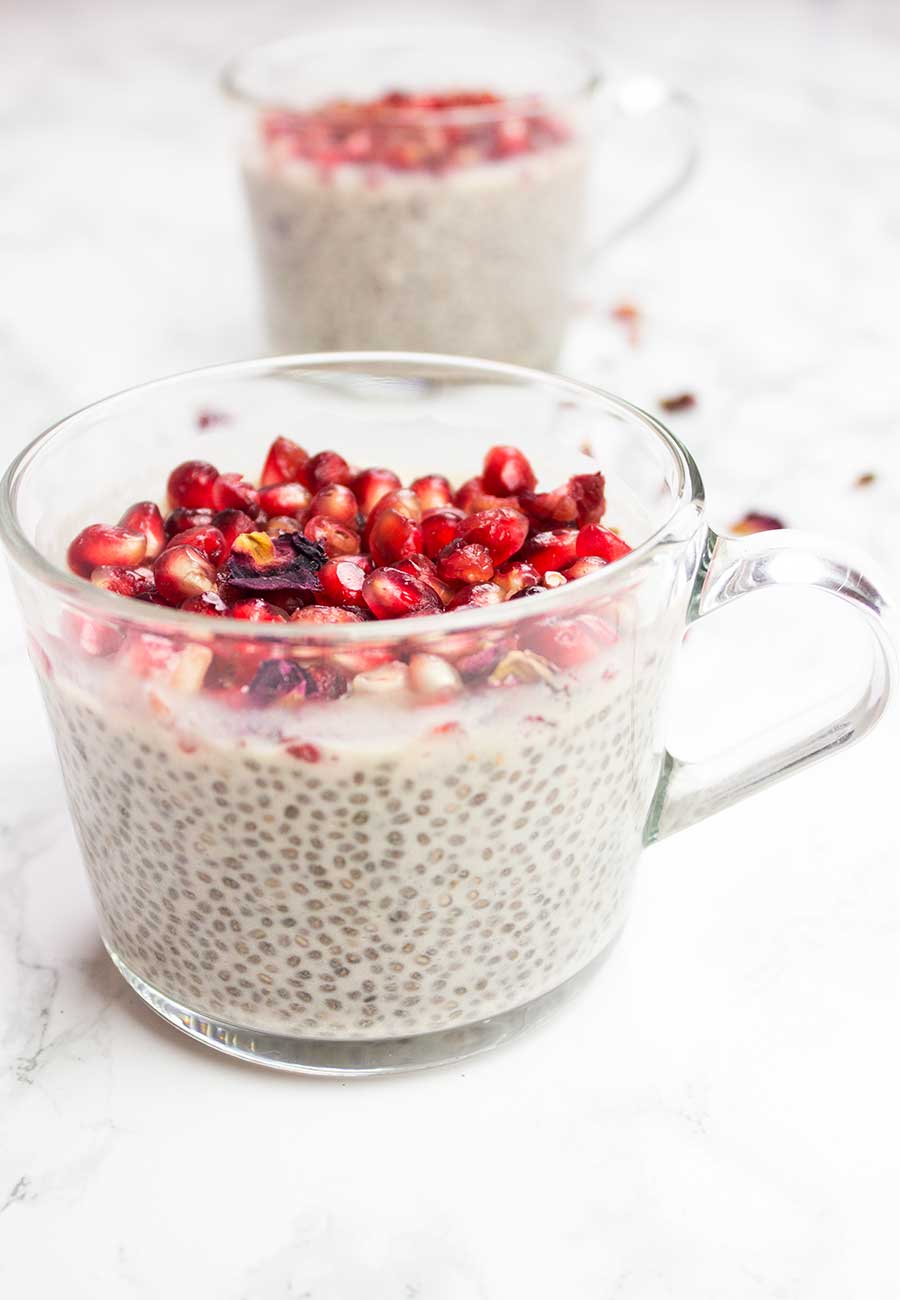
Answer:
[226,530,326,593]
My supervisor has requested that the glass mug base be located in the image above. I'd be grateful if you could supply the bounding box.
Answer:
[108,937,621,1075]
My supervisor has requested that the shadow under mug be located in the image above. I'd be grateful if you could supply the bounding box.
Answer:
[0,354,891,1074]
[222,27,697,369]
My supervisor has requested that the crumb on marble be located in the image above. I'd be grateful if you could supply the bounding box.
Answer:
[731,511,787,535]
[854,471,876,488]
[660,392,697,413]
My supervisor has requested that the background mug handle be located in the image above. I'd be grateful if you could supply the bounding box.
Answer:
[646,527,896,842]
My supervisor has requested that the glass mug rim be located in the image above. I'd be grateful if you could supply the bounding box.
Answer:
[0,351,704,645]
[220,24,605,122]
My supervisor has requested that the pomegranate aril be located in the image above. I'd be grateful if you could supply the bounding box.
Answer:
[211,509,256,550]
[351,661,410,694]
[421,507,465,559]
[303,514,360,558]
[306,450,352,490]
[308,483,359,526]
[446,582,504,610]
[167,460,219,510]
[90,565,155,599]
[258,481,312,518]
[168,525,227,567]
[363,488,422,545]
[543,570,568,589]
[118,501,166,560]
[569,472,607,525]
[153,544,217,605]
[362,567,443,619]
[211,472,260,517]
[482,444,537,496]
[67,524,147,578]
[181,591,229,616]
[521,528,579,574]
[437,538,494,585]
[261,436,309,486]
[454,476,484,512]
[519,486,578,526]
[266,515,303,537]
[494,558,541,598]
[350,467,402,517]
[394,553,454,602]
[410,474,453,511]
[455,476,513,514]
[64,610,124,658]
[510,584,545,600]
[291,605,366,624]
[368,509,423,566]
[319,555,371,606]
[563,555,609,580]
[528,618,598,668]
[228,598,288,622]
[303,663,349,700]
[165,506,214,537]
[459,506,529,566]
[575,523,632,562]
[408,652,462,698]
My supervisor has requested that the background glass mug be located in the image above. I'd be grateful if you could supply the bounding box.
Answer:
[222,28,697,369]
[0,354,892,1075]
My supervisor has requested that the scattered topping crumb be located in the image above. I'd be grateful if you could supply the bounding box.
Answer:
[731,511,787,535]
[854,472,876,488]
[659,392,697,413]
[611,301,641,347]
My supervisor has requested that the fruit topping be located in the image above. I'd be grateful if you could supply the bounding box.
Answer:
[226,531,326,593]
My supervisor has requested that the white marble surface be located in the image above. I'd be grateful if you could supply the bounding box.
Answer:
[2,1,900,1296]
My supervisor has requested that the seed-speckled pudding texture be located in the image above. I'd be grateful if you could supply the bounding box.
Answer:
[242,101,588,366]
[42,636,668,1040]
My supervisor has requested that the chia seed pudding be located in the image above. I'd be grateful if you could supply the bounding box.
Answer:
[240,91,589,367]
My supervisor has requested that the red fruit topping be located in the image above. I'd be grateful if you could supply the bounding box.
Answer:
[575,523,632,562]
[261,436,309,486]
[494,558,541,598]
[226,530,326,594]
[248,658,309,706]
[196,408,229,430]
[165,506,215,537]
[153,544,217,605]
[362,568,442,620]
[455,476,485,512]
[569,472,606,525]
[731,512,786,535]
[228,597,288,622]
[169,525,227,567]
[543,571,568,588]
[90,565,155,598]
[118,501,166,560]
[437,538,494,585]
[64,610,124,657]
[528,618,599,668]
[306,450,352,490]
[394,553,454,605]
[266,515,303,537]
[510,585,545,600]
[181,591,228,616]
[459,507,529,565]
[518,486,578,526]
[291,605,367,624]
[350,467,402,517]
[287,742,321,763]
[446,582,504,610]
[302,663,349,699]
[319,555,371,606]
[303,514,360,557]
[563,555,609,580]
[67,524,147,578]
[258,481,312,519]
[211,472,260,517]
[521,528,579,574]
[363,487,422,543]
[123,634,213,691]
[482,445,537,496]
[351,661,410,694]
[410,474,453,511]
[408,653,463,698]
[212,508,257,550]
[307,483,359,526]
[368,509,423,566]
[421,506,465,558]
[167,460,219,510]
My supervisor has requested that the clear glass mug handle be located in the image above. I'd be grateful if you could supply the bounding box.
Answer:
[586,76,700,254]
[646,528,896,842]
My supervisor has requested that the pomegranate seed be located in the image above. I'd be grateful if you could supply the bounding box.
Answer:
[350,467,402,516]
[90,565,155,598]
[482,445,536,496]
[454,476,485,511]
[351,661,411,693]
[167,644,214,692]
[410,474,452,511]
[291,605,366,624]
[521,528,579,574]
[331,645,395,675]
[168,525,227,567]
[563,555,609,580]
[153,544,217,605]
[362,567,442,619]
[122,633,212,690]
[569,472,607,524]
[543,571,568,589]
[287,742,321,763]
[437,538,494,584]
[266,515,303,536]
[494,558,541,598]
[211,509,256,550]
[258,481,312,518]
[408,652,462,698]
[529,618,598,668]
[165,506,214,537]
[394,553,454,605]
[211,472,260,517]
[368,509,422,566]
[307,483,359,526]
[67,524,147,578]
[319,555,371,606]
[303,515,360,557]
[228,598,288,622]
[576,523,632,562]
[446,582,504,610]
[167,460,219,510]
[510,585,545,600]
[459,507,529,565]
[64,610,124,657]
[421,507,465,558]
[118,501,166,560]
[306,450,352,490]
[181,591,228,616]
[261,436,309,486]
[303,664,349,699]
[455,476,514,514]
[363,488,422,545]
[519,486,578,526]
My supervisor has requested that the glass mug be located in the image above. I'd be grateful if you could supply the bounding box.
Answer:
[0,355,892,1075]
[222,27,697,369]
